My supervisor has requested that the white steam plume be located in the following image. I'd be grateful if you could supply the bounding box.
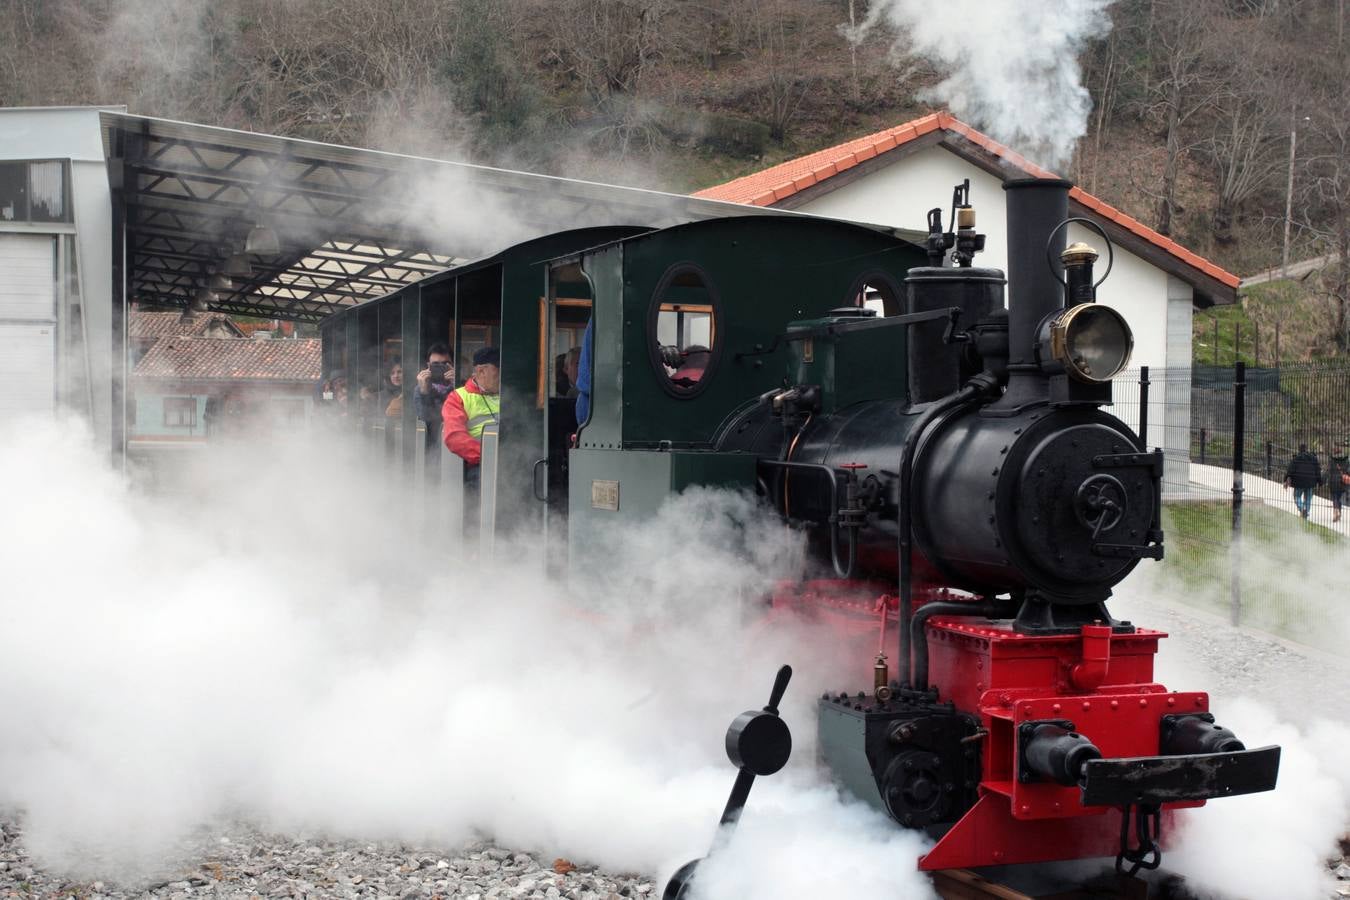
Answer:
[8,412,1341,898]
[848,0,1112,172]
[0,416,936,898]
[1114,557,1350,899]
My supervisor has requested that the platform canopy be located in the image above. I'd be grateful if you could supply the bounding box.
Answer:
[101,113,775,322]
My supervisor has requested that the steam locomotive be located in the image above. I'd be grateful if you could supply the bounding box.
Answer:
[321,177,1280,880]
[702,178,1282,876]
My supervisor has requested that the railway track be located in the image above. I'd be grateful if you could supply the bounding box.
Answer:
[931,867,1189,899]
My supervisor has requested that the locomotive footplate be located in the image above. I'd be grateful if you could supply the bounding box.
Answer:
[1079,744,1282,807]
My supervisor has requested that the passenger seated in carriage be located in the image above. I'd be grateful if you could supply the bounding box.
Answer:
[658,344,711,388]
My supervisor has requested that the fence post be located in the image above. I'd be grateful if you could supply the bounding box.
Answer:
[1214,319,1220,366]
[1266,440,1272,479]
[1230,361,1246,627]
[1200,426,1207,464]
[1138,366,1150,452]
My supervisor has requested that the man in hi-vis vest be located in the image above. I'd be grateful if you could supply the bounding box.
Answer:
[442,346,501,479]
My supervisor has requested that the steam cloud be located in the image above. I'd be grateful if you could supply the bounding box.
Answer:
[1116,564,1350,899]
[1,415,1347,898]
[0,417,937,898]
[848,0,1112,172]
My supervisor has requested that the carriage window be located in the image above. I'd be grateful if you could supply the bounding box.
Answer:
[648,265,720,398]
[849,273,902,318]
[655,303,713,351]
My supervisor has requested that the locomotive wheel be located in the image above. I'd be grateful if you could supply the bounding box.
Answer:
[881,750,950,827]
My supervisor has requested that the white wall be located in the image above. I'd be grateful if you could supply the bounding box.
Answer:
[795,144,1200,469]
[796,145,1184,373]
[71,148,115,445]
[0,107,117,449]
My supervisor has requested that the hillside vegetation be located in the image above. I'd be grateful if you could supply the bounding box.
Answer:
[1195,280,1345,366]
[3,0,1349,358]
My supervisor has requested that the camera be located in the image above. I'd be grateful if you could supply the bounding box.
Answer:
[429,361,451,384]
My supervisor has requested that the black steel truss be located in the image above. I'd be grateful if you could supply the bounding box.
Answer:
[106,114,751,322]
[118,131,467,322]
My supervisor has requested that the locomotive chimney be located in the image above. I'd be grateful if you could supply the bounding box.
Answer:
[992,177,1072,411]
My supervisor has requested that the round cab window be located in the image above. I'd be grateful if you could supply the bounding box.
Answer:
[848,272,902,317]
[648,264,720,398]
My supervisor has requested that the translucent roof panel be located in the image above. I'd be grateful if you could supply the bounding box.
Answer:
[104,113,765,322]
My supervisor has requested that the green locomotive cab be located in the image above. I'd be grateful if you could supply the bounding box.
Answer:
[555,215,928,577]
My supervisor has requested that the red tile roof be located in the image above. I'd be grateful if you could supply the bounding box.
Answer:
[129,310,245,339]
[234,319,297,337]
[133,337,321,382]
[694,112,1239,291]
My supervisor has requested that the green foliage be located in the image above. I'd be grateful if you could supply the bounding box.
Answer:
[1193,302,1262,368]
[1194,279,1342,366]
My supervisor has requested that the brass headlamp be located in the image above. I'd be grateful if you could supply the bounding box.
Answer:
[1041,302,1134,383]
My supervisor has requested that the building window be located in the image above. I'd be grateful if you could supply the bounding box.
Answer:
[163,396,197,428]
[0,160,71,224]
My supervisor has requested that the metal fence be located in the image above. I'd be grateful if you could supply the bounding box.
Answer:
[1111,362,1350,650]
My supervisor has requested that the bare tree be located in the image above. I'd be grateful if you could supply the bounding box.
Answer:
[224,0,461,149]
[535,0,669,154]
[1300,82,1350,351]
[734,0,822,143]
[1080,5,1143,193]
[1202,52,1291,243]
[540,0,667,100]
[1140,0,1223,235]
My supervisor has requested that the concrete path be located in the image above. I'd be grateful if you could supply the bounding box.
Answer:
[1239,252,1340,289]
[1186,461,1350,537]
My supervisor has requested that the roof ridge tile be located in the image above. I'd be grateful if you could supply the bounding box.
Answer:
[692,111,1237,293]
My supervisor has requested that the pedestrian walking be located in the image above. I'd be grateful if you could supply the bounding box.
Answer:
[1330,440,1349,524]
[1284,443,1322,520]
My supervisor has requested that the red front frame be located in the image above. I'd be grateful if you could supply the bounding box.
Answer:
[922,618,1205,869]
[774,581,1207,871]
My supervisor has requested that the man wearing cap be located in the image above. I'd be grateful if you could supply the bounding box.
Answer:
[442,346,501,471]
[1330,440,1349,524]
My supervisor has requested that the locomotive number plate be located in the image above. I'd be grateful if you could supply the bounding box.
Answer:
[591,479,620,511]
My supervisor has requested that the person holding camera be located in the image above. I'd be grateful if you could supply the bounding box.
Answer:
[414,343,454,442]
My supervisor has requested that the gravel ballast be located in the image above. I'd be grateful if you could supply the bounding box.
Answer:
[0,821,656,899]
